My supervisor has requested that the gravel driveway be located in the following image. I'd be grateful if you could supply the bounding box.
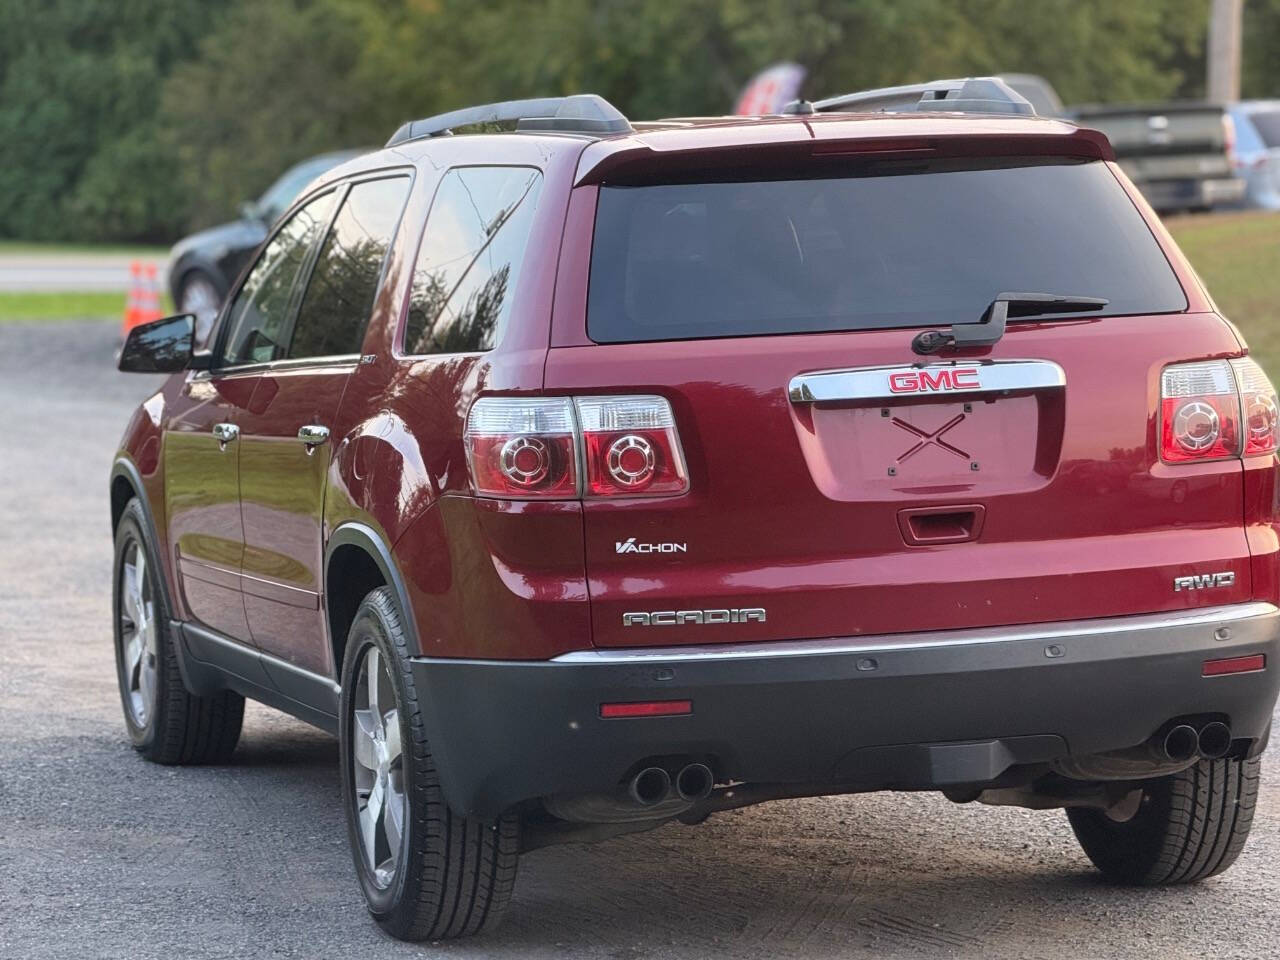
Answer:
[1,321,1277,959]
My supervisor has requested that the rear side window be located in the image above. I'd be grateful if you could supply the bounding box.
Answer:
[289,175,411,359]
[587,159,1187,344]
[1248,109,1280,148]
[403,166,542,355]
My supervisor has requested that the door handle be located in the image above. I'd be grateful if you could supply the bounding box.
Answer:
[212,422,239,446]
[297,424,330,449]
[897,505,985,546]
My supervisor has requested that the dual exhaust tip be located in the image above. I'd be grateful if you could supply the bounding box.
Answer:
[629,763,715,806]
[630,726,1233,804]
[1158,721,1233,763]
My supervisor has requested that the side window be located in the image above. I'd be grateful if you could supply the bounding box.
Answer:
[288,176,411,360]
[222,191,336,366]
[403,166,542,355]
[1233,112,1264,153]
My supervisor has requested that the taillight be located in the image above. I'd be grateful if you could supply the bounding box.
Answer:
[1160,361,1239,462]
[464,397,578,498]
[1232,357,1279,456]
[1159,358,1278,463]
[464,394,689,500]
[575,396,689,498]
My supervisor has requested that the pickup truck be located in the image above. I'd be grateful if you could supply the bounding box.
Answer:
[1000,76,1244,214]
[1069,102,1245,212]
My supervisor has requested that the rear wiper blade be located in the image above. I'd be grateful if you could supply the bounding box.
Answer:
[911,291,1108,356]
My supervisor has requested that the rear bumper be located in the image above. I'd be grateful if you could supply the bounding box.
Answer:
[412,603,1280,819]
[1140,176,1246,210]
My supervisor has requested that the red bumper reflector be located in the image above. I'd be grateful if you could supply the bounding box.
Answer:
[1202,654,1266,677]
[600,699,692,719]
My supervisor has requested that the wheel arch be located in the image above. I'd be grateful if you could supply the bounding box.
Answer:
[325,523,422,673]
[169,256,227,306]
[110,457,176,615]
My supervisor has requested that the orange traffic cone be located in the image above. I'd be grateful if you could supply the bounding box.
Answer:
[122,261,164,335]
[122,261,143,334]
[139,263,163,325]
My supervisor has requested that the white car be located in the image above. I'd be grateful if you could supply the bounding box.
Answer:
[1229,101,1280,210]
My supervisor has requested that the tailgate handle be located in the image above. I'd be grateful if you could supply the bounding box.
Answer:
[788,359,1065,404]
[897,505,985,546]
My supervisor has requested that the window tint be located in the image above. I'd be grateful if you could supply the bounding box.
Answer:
[289,176,411,360]
[403,166,542,355]
[222,191,336,365]
[1232,111,1265,153]
[1249,109,1280,148]
[587,159,1188,344]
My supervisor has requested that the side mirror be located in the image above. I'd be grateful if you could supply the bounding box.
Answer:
[118,314,196,373]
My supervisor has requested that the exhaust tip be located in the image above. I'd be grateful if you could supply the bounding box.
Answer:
[1162,724,1199,763]
[629,767,671,805]
[675,763,715,802]
[1198,721,1232,759]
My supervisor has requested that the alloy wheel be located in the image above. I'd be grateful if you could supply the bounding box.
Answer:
[351,647,407,889]
[118,540,159,728]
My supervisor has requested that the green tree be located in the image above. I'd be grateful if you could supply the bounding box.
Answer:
[1243,0,1280,99]
[5,0,1275,244]
[158,0,1238,235]
[370,0,1221,119]
[0,0,227,241]
[159,0,393,228]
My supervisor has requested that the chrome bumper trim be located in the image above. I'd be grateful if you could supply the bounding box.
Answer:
[553,602,1278,663]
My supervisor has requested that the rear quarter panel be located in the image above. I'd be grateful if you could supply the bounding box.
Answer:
[324,135,592,659]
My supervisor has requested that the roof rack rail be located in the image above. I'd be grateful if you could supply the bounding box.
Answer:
[386,94,632,146]
[791,77,1035,117]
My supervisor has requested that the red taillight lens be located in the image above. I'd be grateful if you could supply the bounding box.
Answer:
[600,699,692,718]
[464,398,578,498]
[1160,361,1240,463]
[1231,357,1279,456]
[464,394,689,500]
[575,396,689,498]
[1159,358,1278,464]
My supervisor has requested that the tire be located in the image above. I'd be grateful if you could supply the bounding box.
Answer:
[112,498,244,763]
[339,586,520,941]
[1067,757,1261,884]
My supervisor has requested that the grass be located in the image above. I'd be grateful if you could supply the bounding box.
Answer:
[0,239,169,257]
[1165,210,1280,374]
[0,291,125,324]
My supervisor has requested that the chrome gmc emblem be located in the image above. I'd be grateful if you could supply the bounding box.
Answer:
[888,368,981,394]
[788,360,1065,405]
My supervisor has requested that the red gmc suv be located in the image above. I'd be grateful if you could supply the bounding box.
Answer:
[111,79,1280,941]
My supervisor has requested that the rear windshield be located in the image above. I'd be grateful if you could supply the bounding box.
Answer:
[587,159,1187,343]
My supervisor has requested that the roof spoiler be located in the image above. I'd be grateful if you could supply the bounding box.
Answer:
[787,77,1035,118]
[386,94,632,147]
